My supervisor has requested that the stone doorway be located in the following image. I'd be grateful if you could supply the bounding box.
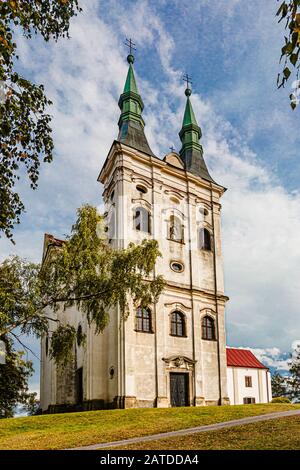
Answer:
[170,372,189,407]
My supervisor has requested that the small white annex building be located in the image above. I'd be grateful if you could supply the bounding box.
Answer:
[227,348,272,405]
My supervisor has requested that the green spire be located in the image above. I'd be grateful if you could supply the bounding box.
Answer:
[117,54,154,156]
[179,87,214,182]
[118,54,144,129]
[123,58,139,94]
[182,89,199,128]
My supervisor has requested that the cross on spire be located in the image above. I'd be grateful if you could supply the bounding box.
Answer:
[125,38,136,55]
[169,146,176,153]
[182,73,192,90]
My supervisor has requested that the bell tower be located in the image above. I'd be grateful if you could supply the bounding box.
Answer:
[97,48,229,408]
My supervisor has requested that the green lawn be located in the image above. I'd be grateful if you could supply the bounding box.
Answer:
[114,415,300,450]
[0,404,299,450]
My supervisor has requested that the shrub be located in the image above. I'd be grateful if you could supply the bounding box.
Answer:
[271,397,291,403]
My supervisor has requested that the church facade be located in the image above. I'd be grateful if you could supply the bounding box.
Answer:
[40,52,232,412]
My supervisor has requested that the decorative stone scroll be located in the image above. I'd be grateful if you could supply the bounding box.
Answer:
[162,355,196,371]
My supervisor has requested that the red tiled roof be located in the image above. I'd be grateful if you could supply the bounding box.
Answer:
[226,348,268,370]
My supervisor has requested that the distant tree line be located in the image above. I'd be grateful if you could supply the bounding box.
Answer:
[271,344,300,402]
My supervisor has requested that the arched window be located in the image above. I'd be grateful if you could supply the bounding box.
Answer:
[169,215,184,242]
[170,311,186,337]
[134,207,151,233]
[202,316,216,340]
[199,228,212,251]
[45,336,49,356]
[136,307,152,333]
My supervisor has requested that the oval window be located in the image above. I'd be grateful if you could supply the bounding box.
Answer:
[170,261,184,272]
[136,185,148,194]
[170,196,180,204]
[199,207,209,217]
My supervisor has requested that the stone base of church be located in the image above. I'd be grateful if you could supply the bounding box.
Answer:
[43,399,116,414]
[43,395,231,413]
[113,395,137,408]
[83,399,115,411]
[205,399,220,406]
[156,397,169,407]
[204,397,230,406]
[44,403,80,414]
[193,396,204,406]
[114,396,156,409]
[221,396,230,406]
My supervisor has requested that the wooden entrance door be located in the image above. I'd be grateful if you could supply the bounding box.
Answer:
[170,373,189,407]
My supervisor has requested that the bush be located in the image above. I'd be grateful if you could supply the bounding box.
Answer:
[271,397,291,403]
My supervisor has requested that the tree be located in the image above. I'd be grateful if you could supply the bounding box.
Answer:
[288,344,300,401]
[0,338,36,418]
[0,204,165,367]
[0,1,82,240]
[271,372,287,397]
[276,0,300,109]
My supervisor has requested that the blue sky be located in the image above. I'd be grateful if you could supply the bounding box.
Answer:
[1,0,300,395]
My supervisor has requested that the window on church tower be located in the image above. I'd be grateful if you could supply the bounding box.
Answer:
[134,207,151,233]
[135,307,152,333]
[169,215,184,243]
[170,311,186,337]
[199,228,212,251]
[202,316,216,340]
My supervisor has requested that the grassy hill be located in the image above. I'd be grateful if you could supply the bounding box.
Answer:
[114,414,300,451]
[0,403,299,450]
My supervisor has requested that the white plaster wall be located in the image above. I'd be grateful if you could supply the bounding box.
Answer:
[227,366,271,405]
[227,367,234,405]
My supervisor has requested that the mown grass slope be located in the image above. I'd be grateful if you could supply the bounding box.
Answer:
[0,403,299,450]
[114,415,300,450]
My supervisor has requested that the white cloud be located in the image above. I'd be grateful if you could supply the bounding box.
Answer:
[240,347,290,372]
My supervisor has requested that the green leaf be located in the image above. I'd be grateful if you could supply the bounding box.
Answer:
[283,67,291,79]
[290,93,297,109]
[290,53,298,66]
[276,2,285,17]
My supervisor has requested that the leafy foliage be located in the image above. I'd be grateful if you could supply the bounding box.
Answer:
[0,0,81,240]
[271,396,291,403]
[0,205,165,371]
[288,344,300,400]
[50,324,76,366]
[276,0,300,108]
[271,372,287,397]
[0,338,35,418]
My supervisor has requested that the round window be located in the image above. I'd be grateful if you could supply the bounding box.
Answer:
[199,207,209,217]
[170,196,180,204]
[136,185,148,194]
[170,261,184,272]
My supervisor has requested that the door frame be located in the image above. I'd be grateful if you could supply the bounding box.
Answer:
[170,372,190,407]
[162,356,196,407]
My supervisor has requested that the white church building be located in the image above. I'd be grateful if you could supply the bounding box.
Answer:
[40,51,271,412]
